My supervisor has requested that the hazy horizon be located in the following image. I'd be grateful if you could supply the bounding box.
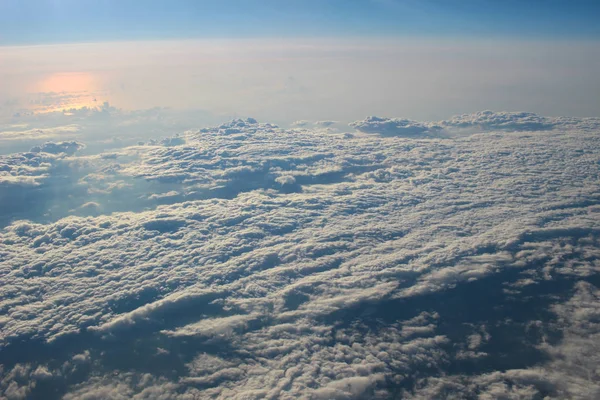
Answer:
[2,38,599,127]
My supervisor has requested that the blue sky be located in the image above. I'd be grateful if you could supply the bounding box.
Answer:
[1,0,600,45]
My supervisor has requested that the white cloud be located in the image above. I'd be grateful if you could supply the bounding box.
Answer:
[291,120,310,127]
[0,125,81,142]
[315,121,338,128]
[349,116,442,137]
[0,112,599,398]
[441,110,600,132]
[441,110,555,131]
[30,141,85,155]
[163,313,259,338]
[403,281,600,399]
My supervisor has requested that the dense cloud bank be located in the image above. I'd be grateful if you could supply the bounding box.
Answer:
[349,116,442,137]
[349,110,600,136]
[1,113,600,399]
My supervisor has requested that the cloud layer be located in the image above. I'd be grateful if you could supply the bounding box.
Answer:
[348,111,600,136]
[1,112,600,399]
[349,116,442,137]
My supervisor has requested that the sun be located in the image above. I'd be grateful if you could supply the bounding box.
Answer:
[28,71,107,113]
[36,72,99,94]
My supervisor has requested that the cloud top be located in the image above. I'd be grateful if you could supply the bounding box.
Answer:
[442,110,555,131]
[1,111,600,399]
[349,116,442,137]
[30,141,85,155]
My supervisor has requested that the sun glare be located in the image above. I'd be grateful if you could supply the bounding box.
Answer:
[28,72,107,114]
[36,72,98,93]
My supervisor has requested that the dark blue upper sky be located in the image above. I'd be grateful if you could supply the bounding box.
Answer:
[1,0,600,45]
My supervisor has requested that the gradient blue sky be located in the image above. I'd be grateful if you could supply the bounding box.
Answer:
[2,0,600,45]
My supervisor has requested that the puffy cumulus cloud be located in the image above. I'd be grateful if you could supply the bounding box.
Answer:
[442,110,555,131]
[144,135,187,147]
[0,150,81,227]
[349,116,442,137]
[0,125,81,143]
[61,372,180,400]
[163,313,260,338]
[292,121,339,129]
[403,281,600,399]
[0,102,220,157]
[30,141,85,156]
[441,110,600,132]
[349,111,600,137]
[312,375,385,399]
[1,112,600,399]
[199,118,264,136]
[274,175,296,186]
[314,121,338,128]
[291,120,310,127]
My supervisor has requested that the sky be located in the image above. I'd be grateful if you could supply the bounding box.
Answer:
[2,0,600,44]
[1,38,599,127]
[1,0,599,125]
